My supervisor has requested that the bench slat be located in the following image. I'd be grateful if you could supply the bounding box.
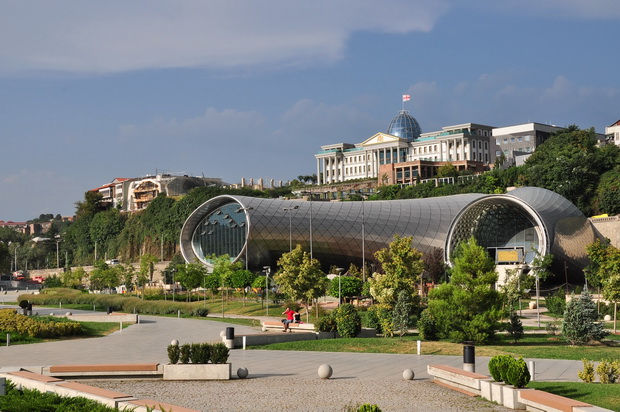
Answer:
[50,363,159,373]
[519,389,592,412]
[428,364,488,380]
[8,370,64,383]
[57,382,133,399]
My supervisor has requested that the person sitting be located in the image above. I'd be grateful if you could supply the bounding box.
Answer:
[282,307,295,332]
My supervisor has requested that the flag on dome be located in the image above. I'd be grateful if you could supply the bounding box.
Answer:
[402,94,411,102]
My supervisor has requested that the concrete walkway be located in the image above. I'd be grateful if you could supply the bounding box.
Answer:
[0,303,583,382]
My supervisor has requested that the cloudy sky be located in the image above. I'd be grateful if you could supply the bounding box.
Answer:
[1,0,619,221]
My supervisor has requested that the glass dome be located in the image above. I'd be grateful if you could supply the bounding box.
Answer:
[191,201,247,264]
[386,110,422,142]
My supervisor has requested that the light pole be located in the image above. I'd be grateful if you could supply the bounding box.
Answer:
[358,191,367,283]
[336,267,344,306]
[301,191,313,259]
[263,266,271,316]
[236,207,254,270]
[55,235,61,268]
[172,268,176,302]
[283,205,299,252]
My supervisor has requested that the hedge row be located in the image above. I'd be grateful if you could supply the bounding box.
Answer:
[20,288,209,317]
[0,309,82,338]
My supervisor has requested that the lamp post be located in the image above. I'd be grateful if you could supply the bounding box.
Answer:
[358,191,367,283]
[263,266,271,316]
[171,268,176,302]
[236,207,254,270]
[283,205,299,252]
[336,267,344,306]
[54,235,61,269]
[300,191,313,259]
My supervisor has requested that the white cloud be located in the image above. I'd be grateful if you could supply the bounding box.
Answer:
[463,0,620,19]
[0,0,449,75]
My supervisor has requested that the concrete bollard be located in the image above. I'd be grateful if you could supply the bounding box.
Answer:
[417,340,421,355]
[6,333,9,347]
[318,364,333,379]
[242,336,247,350]
[529,360,535,381]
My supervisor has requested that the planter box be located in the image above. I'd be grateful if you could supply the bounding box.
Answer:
[480,380,497,402]
[502,385,532,410]
[490,382,504,405]
[163,363,231,380]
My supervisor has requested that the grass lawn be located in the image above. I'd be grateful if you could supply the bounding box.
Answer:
[528,381,620,412]
[249,332,620,361]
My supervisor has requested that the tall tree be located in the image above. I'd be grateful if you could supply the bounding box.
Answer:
[275,244,328,320]
[370,235,424,307]
[175,263,207,301]
[426,237,503,343]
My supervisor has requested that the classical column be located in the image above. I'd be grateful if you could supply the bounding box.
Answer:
[317,158,321,184]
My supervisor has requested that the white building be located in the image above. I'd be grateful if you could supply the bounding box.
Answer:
[605,119,620,146]
[315,110,494,185]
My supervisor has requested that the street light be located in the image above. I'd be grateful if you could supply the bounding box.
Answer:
[263,266,271,316]
[336,267,344,306]
[300,191,313,259]
[236,207,254,270]
[54,235,61,269]
[283,205,299,252]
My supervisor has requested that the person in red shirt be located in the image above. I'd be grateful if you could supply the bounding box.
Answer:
[282,307,295,332]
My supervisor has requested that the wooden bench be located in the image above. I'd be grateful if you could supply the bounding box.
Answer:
[2,370,65,392]
[427,364,490,396]
[261,321,315,332]
[54,382,135,408]
[518,389,597,412]
[45,363,162,378]
[121,399,201,412]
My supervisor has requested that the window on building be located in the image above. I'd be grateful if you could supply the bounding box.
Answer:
[496,139,500,145]
[511,137,515,142]
[484,142,488,149]
[517,137,523,142]
[503,138,508,143]
[525,135,531,142]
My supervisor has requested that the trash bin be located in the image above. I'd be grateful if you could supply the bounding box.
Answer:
[225,327,235,349]
[463,341,475,372]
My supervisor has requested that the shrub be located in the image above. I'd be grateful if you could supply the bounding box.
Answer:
[167,344,180,364]
[357,404,382,412]
[189,343,211,364]
[596,359,620,384]
[562,291,608,345]
[417,309,438,341]
[578,359,595,383]
[488,355,514,382]
[333,303,362,338]
[374,305,394,338]
[505,311,524,343]
[0,309,82,338]
[192,307,209,317]
[365,307,382,334]
[392,290,418,338]
[505,357,530,388]
[210,343,230,364]
[314,315,337,333]
[545,288,567,315]
[179,344,191,364]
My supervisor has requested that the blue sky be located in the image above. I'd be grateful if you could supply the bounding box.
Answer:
[1,0,619,221]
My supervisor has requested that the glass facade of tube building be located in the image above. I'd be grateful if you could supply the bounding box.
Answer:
[180,187,598,277]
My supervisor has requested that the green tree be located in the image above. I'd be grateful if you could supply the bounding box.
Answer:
[392,290,418,339]
[328,276,363,302]
[587,239,620,332]
[595,168,620,215]
[89,261,119,292]
[275,244,328,320]
[523,126,614,215]
[211,254,243,304]
[230,269,257,306]
[139,254,159,283]
[436,163,458,179]
[426,237,503,343]
[62,267,87,288]
[562,291,608,345]
[175,263,207,301]
[370,235,424,307]
[422,247,446,285]
[0,241,10,273]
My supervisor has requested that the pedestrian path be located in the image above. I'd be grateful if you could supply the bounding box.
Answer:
[0,303,583,382]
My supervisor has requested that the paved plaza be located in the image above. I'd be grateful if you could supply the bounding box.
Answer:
[0,295,586,411]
